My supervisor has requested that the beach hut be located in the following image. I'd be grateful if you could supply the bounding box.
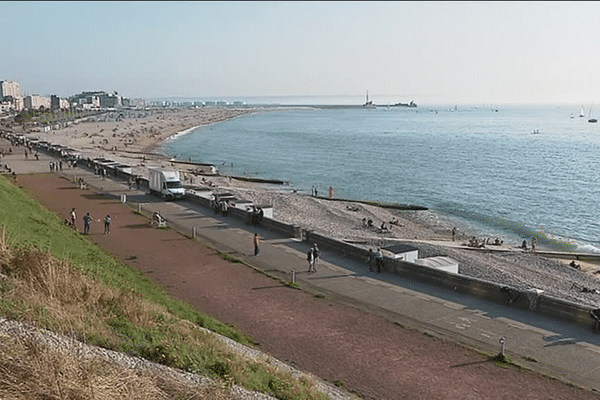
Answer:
[382,244,419,263]
[414,256,459,274]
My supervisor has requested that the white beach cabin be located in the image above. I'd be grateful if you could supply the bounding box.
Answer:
[414,256,459,274]
[382,244,419,263]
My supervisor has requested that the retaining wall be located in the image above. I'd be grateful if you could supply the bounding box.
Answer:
[305,230,599,332]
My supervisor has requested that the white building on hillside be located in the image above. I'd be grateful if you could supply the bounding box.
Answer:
[24,95,51,110]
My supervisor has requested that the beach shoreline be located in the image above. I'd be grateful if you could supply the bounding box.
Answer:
[5,107,600,307]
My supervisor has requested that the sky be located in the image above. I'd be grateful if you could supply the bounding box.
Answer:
[3,1,600,105]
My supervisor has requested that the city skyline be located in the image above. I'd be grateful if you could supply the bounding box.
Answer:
[3,1,600,105]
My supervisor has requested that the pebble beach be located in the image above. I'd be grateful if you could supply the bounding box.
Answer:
[9,107,600,308]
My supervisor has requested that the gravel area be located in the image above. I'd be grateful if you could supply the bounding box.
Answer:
[208,181,600,308]
[0,317,353,400]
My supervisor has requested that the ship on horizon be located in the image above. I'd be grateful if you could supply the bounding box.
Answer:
[363,91,417,108]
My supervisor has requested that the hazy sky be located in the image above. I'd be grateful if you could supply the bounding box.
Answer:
[3,1,600,104]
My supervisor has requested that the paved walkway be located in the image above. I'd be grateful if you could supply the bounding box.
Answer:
[4,144,600,394]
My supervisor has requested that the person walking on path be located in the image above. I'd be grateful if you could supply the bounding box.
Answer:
[70,208,77,230]
[374,248,384,273]
[367,249,374,272]
[307,247,315,272]
[221,200,228,217]
[104,214,112,234]
[83,212,92,235]
[253,233,261,256]
[312,243,320,272]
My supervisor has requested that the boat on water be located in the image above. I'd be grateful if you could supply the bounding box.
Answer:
[363,91,376,108]
[579,105,585,118]
[588,103,597,123]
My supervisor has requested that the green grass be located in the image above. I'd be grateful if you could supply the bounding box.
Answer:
[0,176,329,400]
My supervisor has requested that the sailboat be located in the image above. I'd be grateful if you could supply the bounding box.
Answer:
[363,91,376,108]
[579,105,585,118]
[589,103,597,123]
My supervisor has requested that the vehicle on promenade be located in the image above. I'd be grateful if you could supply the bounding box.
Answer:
[148,168,184,200]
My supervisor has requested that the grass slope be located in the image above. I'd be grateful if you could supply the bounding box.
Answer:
[0,175,328,400]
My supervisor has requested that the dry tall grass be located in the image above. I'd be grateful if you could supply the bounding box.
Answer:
[0,227,251,399]
[0,226,320,399]
[0,332,236,399]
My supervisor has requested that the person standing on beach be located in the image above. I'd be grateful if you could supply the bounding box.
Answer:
[83,212,92,235]
[531,237,537,255]
[104,214,111,234]
[253,233,260,256]
[452,227,457,242]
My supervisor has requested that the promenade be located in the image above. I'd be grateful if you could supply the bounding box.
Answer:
[3,144,600,398]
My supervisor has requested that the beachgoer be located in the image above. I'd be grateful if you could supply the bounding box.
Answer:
[312,243,320,271]
[252,207,263,225]
[70,208,77,230]
[362,218,367,228]
[329,186,334,199]
[83,212,92,235]
[452,227,457,242]
[531,237,537,255]
[367,249,374,272]
[307,247,315,272]
[221,200,228,217]
[253,233,260,256]
[104,214,111,234]
[374,248,384,273]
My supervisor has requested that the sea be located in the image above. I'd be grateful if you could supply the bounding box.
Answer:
[159,99,600,253]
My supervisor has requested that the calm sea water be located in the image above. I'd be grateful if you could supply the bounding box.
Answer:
[161,104,600,252]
